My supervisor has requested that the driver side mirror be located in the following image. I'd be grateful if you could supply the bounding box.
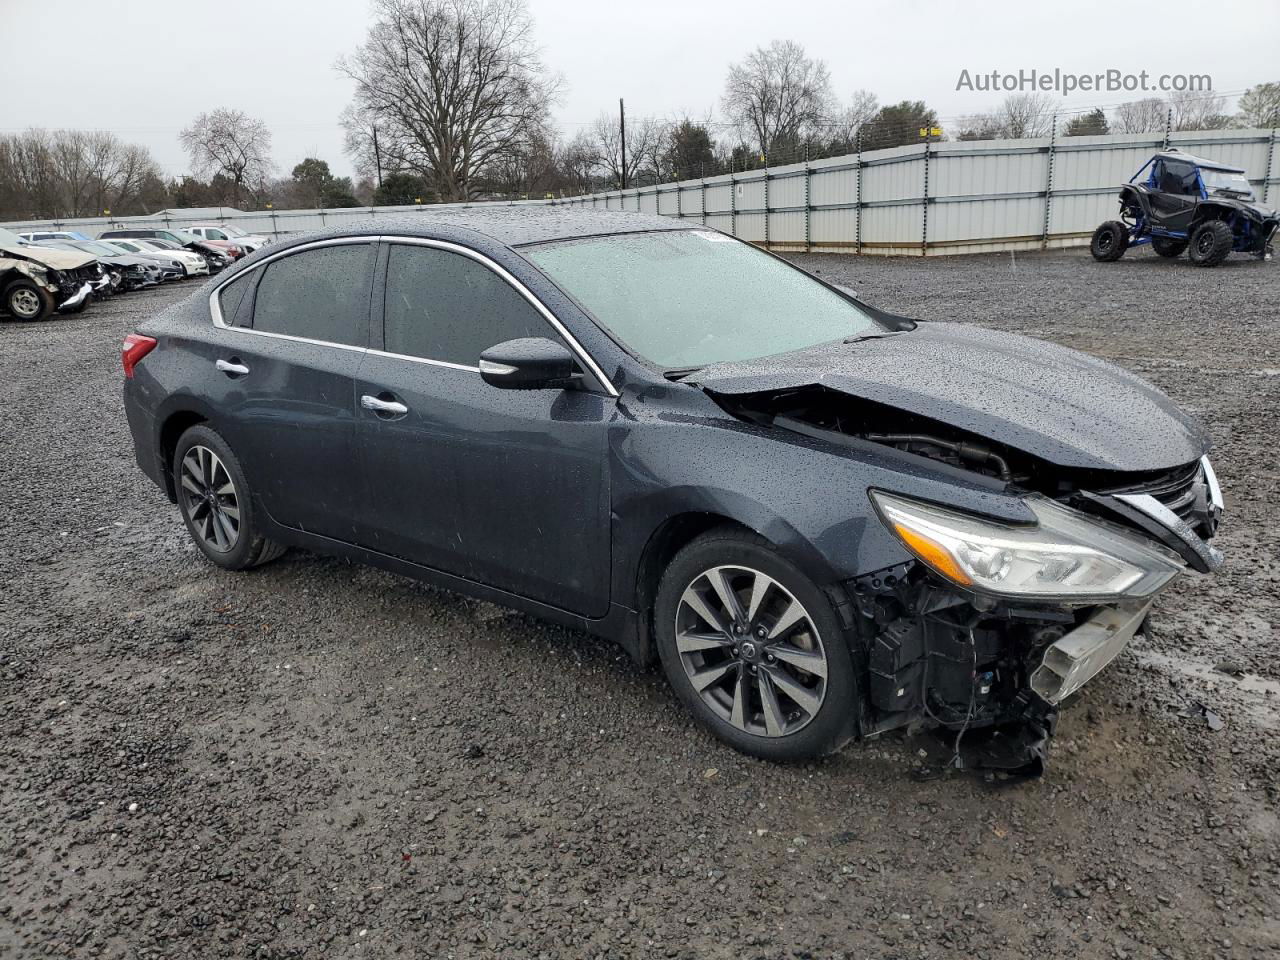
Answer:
[479,337,579,390]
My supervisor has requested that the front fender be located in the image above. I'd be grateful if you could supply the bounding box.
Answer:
[608,389,1036,608]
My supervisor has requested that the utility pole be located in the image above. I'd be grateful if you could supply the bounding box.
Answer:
[619,98,627,190]
[372,127,383,189]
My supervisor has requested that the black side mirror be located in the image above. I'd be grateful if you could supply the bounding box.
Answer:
[479,337,579,390]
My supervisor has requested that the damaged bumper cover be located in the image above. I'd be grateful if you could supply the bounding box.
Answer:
[1029,600,1151,704]
[57,282,94,312]
[853,458,1223,771]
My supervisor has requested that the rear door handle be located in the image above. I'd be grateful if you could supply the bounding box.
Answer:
[215,358,250,376]
[361,394,409,415]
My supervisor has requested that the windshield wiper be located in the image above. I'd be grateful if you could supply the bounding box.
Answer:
[843,329,905,345]
[664,366,703,381]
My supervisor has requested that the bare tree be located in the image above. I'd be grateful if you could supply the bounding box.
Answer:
[1169,90,1235,130]
[957,93,1058,141]
[0,129,164,219]
[1114,98,1169,134]
[339,0,560,202]
[998,93,1059,138]
[583,112,665,189]
[180,108,273,203]
[340,102,382,183]
[721,40,834,157]
[826,90,879,151]
[559,131,599,195]
[1237,81,1280,128]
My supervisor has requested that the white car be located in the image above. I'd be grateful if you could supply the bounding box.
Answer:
[187,224,270,252]
[18,230,94,243]
[108,239,209,277]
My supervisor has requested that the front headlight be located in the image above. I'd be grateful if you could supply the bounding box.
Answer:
[870,491,1184,601]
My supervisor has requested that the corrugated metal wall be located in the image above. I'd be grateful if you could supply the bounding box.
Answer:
[4,128,1277,256]
[551,127,1279,256]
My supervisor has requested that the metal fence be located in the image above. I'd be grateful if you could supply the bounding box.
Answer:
[4,127,1276,256]
[0,199,553,245]
[547,126,1279,255]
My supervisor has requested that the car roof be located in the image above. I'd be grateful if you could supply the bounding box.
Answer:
[1153,150,1246,173]
[298,208,690,249]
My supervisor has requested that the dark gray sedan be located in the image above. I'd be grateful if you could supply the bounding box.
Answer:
[120,210,1223,771]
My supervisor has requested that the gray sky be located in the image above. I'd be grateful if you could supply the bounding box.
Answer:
[3,0,1277,182]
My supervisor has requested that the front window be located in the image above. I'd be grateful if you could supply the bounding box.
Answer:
[220,226,248,238]
[1200,168,1254,199]
[383,243,556,366]
[525,230,879,370]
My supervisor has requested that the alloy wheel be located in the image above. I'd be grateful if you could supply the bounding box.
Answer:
[9,288,41,319]
[179,445,241,552]
[1196,230,1214,255]
[674,565,828,737]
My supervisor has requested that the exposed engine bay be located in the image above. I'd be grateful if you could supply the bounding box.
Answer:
[720,385,1225,778]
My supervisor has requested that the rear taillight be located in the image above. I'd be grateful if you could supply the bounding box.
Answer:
[122,334,157,379]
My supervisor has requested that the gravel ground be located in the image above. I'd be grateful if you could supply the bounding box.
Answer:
[2,246,1278,960]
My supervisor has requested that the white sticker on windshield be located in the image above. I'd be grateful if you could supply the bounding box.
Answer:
[693,231,735,242]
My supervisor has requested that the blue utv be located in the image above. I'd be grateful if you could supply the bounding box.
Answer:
[1090,149,1277,266]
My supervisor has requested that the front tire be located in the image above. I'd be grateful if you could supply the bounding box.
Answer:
[1189,220,1233,266]
[654,529,858,760]
[1090,221,1129,261]
[173,425,286,571]
[3,279,55,321]
[1151,237,1188,258]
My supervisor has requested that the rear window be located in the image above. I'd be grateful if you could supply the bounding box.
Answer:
[252,243,375,346]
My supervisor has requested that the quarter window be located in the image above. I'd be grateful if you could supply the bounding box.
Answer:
[252,243,375,346]
[216,272,255,326]
[383,244,554,366]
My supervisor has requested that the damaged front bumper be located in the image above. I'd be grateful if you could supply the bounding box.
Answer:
[853,458,1224,775]
[57,282,93,312]
[1029,600,1151,704]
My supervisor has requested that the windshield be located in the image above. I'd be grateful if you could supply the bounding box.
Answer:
[0,226,30,247]
[1200,168,1253,198]
[77,241,122,256]
[173,230,202,244]
[525,230,880,369]
[108,240,142,253]
[144,238,178,250]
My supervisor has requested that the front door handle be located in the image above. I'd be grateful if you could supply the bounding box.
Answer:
[215,358,250,376]
[361,394,409,416]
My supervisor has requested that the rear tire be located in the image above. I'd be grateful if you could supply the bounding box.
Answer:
[654,528,858,760]
[1090,221,1129,262]
[3,279,55,321]
[1188,220,1233,266]
[173,425,287,571]
[1151,237,1188,258]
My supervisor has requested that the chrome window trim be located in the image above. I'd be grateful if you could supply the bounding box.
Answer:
[366,348,479,373]
[379,235,618,397]
[207,234,619,397]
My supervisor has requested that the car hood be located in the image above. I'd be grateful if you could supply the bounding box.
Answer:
[0,242,96,270]
[694,321,1207,472]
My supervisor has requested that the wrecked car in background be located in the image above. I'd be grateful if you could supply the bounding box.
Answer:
[119,211,1224,777]
[0,226,106,320]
